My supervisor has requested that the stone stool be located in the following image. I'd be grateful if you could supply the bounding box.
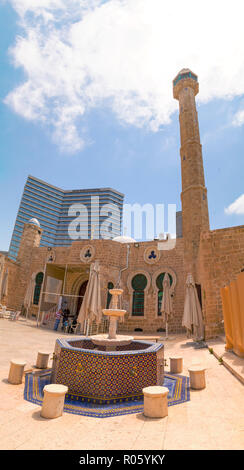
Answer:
[188,366,206,390]
[41,384,68,419]
[36,351,50,369]
[143,386,169,418]
[8,359,27,384]
[170,356,183,374]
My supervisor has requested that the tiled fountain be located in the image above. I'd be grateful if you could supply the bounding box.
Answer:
[51,289,164,401]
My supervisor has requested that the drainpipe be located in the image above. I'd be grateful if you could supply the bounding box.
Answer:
[117,244,130,288]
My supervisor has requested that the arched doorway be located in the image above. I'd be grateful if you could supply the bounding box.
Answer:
[76,280,88,316]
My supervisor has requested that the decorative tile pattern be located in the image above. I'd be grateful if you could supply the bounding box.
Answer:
[143,246,161,264]
[80,245,95,263]
[24,370,190,418]
[52,338,163,400]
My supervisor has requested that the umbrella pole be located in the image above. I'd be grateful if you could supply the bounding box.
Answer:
[86,319,90,337]
[165,321,169,339]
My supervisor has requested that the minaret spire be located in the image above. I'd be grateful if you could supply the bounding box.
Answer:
[173,68,209,276]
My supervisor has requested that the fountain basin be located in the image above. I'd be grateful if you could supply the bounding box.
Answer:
[102,309,126,317]
[90,334,134,350]
[51,337,164,401]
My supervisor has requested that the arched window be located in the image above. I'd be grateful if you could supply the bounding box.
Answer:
[33,272,44,305]
[106,282,114,308]
[132,274,147,316]
[156,272,173,316]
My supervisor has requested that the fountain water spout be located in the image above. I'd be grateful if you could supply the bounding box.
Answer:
[90,288,133,351]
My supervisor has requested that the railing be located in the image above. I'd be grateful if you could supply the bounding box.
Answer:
[40,305,58,329]
[173,71,198,87]
[40,305,110,336]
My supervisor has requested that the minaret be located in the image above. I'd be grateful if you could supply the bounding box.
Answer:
[17,218,42,264]
[173,69,209,276]
[14,218,42,310]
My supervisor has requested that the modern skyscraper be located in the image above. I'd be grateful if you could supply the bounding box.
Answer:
[8,175,124,260]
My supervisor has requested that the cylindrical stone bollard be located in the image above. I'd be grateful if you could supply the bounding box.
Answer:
[41,384,68,419]
[143,386,169,418]
[36,351,50,369]
[170,356,183,374]
[188,366,206,390]
[8,359,27,384]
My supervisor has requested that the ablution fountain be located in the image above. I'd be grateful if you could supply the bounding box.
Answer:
[90,288,134,351]
[51,288,164,402]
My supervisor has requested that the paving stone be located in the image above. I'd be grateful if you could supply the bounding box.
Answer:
[0,320,243,450]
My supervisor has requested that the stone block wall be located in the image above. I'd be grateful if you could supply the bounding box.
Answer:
[6,223,244,338]
[11,238,186,334]
[0,256,19,309]
[198,225,244,338]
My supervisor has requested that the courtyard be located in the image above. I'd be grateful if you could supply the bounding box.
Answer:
[0,317,243,451]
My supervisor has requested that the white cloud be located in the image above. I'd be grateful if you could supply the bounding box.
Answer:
[225,194,244,215]
[5,0,244,152]
[232,109,244,127]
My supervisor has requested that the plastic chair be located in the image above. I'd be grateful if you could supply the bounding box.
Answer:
[10,311,21,321]
[71,323,79,334]
[3,307,11,319]
[63,321,69,334]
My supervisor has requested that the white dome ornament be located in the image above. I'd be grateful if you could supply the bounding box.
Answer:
[28,218,40,227]
[112,235,136,244]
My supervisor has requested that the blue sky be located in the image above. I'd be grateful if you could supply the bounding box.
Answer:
[0,0,244,251]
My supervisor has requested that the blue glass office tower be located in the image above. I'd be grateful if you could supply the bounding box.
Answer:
[8,175,124,260]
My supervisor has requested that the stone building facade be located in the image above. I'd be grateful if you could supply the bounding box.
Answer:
[1,68,244,339]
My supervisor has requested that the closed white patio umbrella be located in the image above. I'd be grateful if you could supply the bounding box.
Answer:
[160,273,173,338]
[77,261,102,336]
[182,273,204,341]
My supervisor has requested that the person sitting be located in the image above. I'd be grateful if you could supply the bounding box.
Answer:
[63,319,69,332]
[69,316,78,334]
[61,307,70,331]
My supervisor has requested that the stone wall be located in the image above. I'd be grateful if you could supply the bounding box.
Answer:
[118,240,185,333]
[4,237,186,334]
[47,238,186,333]
[0,255,19,309]
[198,225,244,338]
[5,221,244,338]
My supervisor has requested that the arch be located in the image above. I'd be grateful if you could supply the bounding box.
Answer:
[70,273,89,316]
[76,280,88,316]
[127,270,151,319]
[152,267,177,293]
[127,270,151,294]
[131,274,147,317]
[106,281,114,309]
[33,272,44,305]
[131,273,148,317]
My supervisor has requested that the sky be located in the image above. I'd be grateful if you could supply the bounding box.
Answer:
[0,0,244,250]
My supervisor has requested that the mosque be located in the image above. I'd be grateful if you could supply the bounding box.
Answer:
[1,69,244,339]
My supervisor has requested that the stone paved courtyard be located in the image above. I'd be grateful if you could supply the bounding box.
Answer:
[0,318,243,450]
